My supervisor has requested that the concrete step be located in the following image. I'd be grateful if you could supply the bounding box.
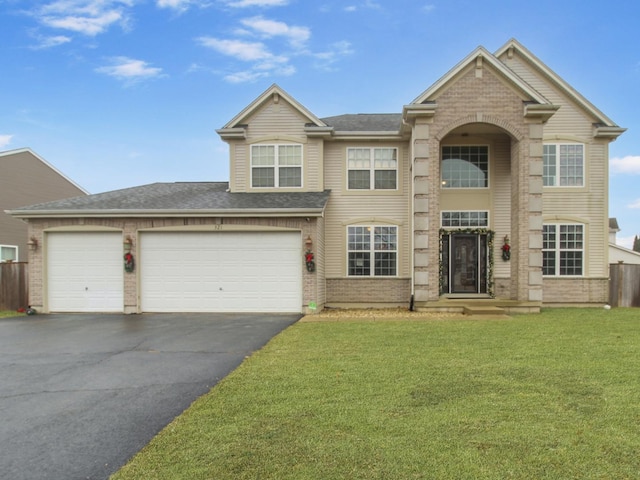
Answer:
[463,305,506,316]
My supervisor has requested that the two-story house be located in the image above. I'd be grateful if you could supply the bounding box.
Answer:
[9,39,624,314]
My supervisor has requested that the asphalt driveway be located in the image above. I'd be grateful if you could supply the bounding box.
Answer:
[0,313,300,480]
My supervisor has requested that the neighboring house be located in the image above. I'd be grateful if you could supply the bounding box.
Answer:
[609,218,640,265]
[1,148,87,262]
[9,39,625,314]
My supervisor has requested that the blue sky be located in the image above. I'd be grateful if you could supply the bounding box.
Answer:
[1,0,639,246]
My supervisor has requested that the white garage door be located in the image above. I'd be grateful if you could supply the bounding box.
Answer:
[140,231,302,313]
[47,232,124,312]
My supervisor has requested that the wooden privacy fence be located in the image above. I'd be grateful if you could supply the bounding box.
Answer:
[0,262,28,311]
[609,262,640,307]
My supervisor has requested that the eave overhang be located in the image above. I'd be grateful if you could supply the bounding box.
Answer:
[523,103,561,123]
[402,103,438,124]
[594,125,627,140]
[216,127,247,140]
[304,126,334,138]
[329,131,408,141]
[8,207,327,220]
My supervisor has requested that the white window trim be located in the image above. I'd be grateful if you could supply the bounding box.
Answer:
[440,210,490,228]
[543,143,585,188]
[250,143,303,189]
[346,147,398,191]
[346,225,398,277]
[542,223,585,277]
[441,145,490,189]
[0,245,18,263]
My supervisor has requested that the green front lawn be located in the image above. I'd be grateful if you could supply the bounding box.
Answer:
[112,308,640,480]
[0,310,23,318]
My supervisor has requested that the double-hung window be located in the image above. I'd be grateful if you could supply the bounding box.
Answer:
[543,143,584,187]
[1,245,17,263]
[347,226,397,276]
[347,148,397,190]
[251,144,302,188]
[542,224,584,276]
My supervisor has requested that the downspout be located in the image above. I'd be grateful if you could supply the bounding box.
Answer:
[405,118,416,310]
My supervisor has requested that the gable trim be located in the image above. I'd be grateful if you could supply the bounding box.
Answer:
[495,39,623,130]
[410,46,550,106]
[220,84,327,130]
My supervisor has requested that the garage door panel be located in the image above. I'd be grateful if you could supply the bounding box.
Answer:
[140,232,301,313]
[47,232,124,312]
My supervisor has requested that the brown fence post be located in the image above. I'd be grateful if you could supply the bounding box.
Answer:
[617,261,624,308]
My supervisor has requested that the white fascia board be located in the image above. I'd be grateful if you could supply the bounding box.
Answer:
[8,208,326,219]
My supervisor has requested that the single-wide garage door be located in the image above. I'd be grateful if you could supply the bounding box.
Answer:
[140,231,302,313]
[47,232,124,312]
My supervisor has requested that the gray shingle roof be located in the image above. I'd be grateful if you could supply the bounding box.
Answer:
[320,114,402,132]
[9,182,331,217]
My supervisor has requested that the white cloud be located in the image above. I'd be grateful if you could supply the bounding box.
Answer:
[31,34,72,49]
[422,4,436,13]
[628,199,640,209]
[197,37,273,61]
[313,41,354,70]
[222,0,288,7]
[156,0,190,8]
[95,57,164,82]
[240,16,310,48]
[611,155,640,174]
[35,0,132,36]
[0,135,14,149]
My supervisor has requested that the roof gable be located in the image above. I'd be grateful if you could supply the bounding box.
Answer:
[220,84,326,130]
[410,45,550,105]
[494,39,622,129]
[0,148,88,194]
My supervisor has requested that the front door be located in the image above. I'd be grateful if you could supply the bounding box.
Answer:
[441,233,489,295]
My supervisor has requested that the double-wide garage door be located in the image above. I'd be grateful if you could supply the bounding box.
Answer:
[47,231,302,313]
[140,231,302,313]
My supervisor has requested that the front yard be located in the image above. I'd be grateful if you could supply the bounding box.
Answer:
[109,308,638,478]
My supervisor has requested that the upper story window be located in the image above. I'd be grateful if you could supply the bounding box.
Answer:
[1,245,17,263]
[347,225,397,276]
[542,223,584,276]
[251,144,302,188]
[543,143,584,187]
[347,148,397,190]
[441,145,489,188]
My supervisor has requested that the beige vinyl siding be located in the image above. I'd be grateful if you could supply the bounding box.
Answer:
[323,141,410,278]
[501,52,608,278]
[230,143,247,191]
[499,53,596,139]
[229,100,323,193]
[492,136,512,278]
[245,100,309,140]
[542,140,609,277]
